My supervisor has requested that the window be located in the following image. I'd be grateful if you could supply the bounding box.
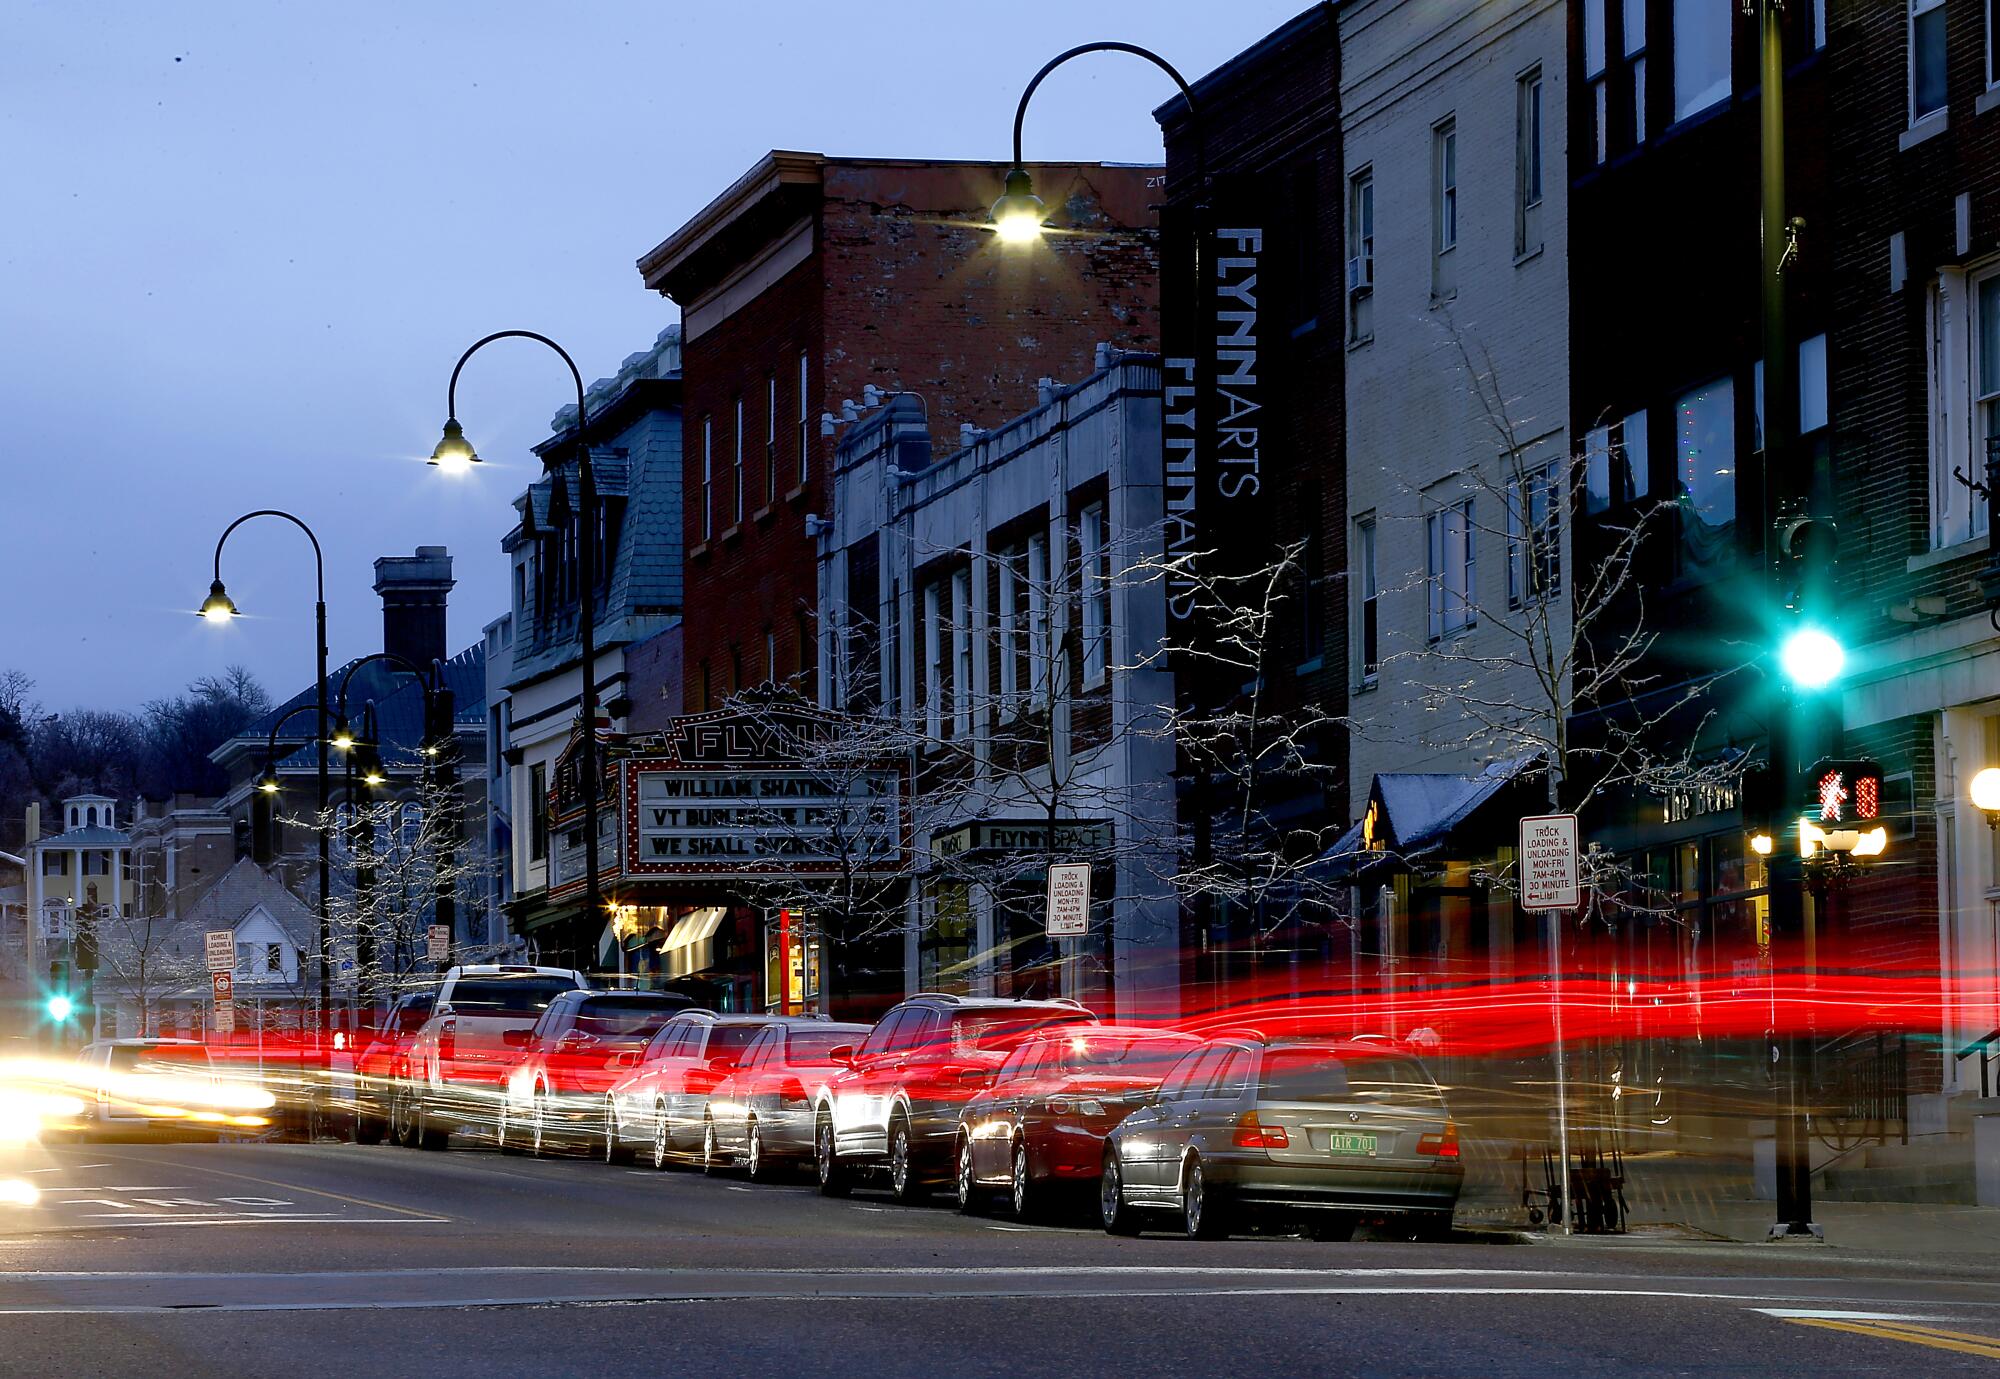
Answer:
[1026,531,1051,709]
[1426,498,1475,640]
[1585,410,1651,513]
[732,396,745,525]
[1674,0,1731,120]
[796,352,811,488]
[950,566,973,738]
[765,627,777,685]
[42,851,68,876]
[1625,0,1649,142]
[765,376,778,507]
[1584,0,1609,163]
[82,850,111,876]
[1347,168,1375,342]
[527,763,548,863]
[700,416,713,542]
[796,609,817,700]
[1929,269,1999,547]
[1508,463,1562,606]
[1079,503,1110,688]
[1675,378,1738,570]
[1990,0,2000,87]
[923,581,944,739]
[1516,68,1545,256]
[265,943,284,975]
[996,544,1023,719]
[1432,119,1458,300]
[1912,0,1947,123]
[1356,514,1379,685]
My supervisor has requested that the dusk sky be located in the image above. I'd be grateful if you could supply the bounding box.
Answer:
[3,0,1301,713]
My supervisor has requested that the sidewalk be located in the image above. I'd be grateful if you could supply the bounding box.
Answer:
[1456,1136,2000,1258]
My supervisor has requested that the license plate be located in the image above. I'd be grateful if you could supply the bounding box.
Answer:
[1328,1131,1377,1157]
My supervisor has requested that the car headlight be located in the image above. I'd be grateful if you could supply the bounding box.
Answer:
[1075,1099,1106,1119]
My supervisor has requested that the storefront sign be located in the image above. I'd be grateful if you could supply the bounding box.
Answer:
[930,818,1112,861]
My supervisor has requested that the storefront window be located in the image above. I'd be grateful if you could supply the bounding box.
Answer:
[918,881,973,993]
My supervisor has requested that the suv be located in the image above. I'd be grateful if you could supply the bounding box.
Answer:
[812,994,1096,1201]
[350,990,435,1145]
[401,964,588,1150]
[499,989,695,1155]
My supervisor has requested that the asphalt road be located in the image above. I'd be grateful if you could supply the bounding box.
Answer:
[2,1133,1999,1377]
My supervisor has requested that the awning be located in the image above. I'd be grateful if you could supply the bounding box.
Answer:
[661,906,727,979]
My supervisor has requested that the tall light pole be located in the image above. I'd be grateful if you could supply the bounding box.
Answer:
[431,331,606,961]
[200,510,332,1060]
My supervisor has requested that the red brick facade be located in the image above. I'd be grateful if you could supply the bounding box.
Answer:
[641,155,1162,712]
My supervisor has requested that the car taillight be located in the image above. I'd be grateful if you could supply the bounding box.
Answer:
[1232,1111,1289,1149]
[1417,1122,1460,1158]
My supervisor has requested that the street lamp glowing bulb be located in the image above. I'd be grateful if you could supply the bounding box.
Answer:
[429,418,480,473]
[1779,627,1845,689]
[197,580,239,623]
[1749,832,1774,857]
[1971,767,2000,814]
[990,168,1047,245]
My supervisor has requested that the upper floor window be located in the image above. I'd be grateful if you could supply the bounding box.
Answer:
[1355,514,1379,686]
[1928,267,1999,548]
[1432,119,1458,301]
[1673,0,1731,122]
[732,396,746,525]
[700,416,714,542]
[1584,0,1609,164]
[1508,463,1562,607]
[1989,0,2000,88]
[1912,0,1947,124]
[1079,503,1111,689]
[765,376,778,508]
[1426,498,1475,640]
[1516,68,1545,257]
[1674,377,1738,574]
[1347,168,1375,342]
[1626,0,1650,142]
[527,763,548,863]
[796,352,811,489]
[1585,410,1651,513]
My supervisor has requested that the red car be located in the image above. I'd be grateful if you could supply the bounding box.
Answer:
[953,1024,1201,1219]
[498,989,696,1155]
[350,990,434,1145]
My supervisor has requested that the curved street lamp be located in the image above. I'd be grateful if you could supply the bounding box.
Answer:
[431,332,607,958]
[200,509,332,1034]
[991,41,1203,244]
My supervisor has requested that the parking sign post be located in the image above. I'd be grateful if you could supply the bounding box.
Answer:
[1520,814,1580,1236]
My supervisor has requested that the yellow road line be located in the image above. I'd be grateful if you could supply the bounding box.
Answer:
[1786,1317,2000,1361]
[86,1148,446,1222]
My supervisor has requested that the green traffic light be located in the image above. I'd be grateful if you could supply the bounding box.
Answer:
[1780,626,1845,689]
[46,994,73,1022]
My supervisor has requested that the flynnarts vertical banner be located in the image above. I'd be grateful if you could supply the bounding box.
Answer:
[1163,183,1266,682]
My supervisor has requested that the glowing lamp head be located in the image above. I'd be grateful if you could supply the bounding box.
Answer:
[1779,626,1846,689]
[1749,832,1774,857]
[197,580,239,624]
[360,765,387,788]
[256,765,282,796]
[1971,767,2000,814]
[329,719,356,753]
[990,168,1047,245]
[429,418,480,474]
[45,994,73,1023]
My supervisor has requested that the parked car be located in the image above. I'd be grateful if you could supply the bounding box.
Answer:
[603,1012,766,1168]
[1098,1034,1463,1240]
[400,964,589,1150]
[498,989,696,1155]
[813,994,1097,1202]
[350,990,435,1145]
[700,1018,870,1179]
[955,1024,1200,1219]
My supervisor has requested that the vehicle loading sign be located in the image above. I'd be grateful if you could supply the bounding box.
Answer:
[1518,813,1580,911]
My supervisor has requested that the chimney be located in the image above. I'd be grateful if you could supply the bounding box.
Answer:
[25,802,39,847]
[373,546,454,670]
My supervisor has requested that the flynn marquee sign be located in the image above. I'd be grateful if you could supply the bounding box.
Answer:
[547,704,907,897]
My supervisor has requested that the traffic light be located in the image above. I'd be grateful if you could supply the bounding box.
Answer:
[1774,512,1836,612]
[1806,758,1884,826]
[1779,626,1846,689]
[45,962,73,1024]
[45,993,73,1023]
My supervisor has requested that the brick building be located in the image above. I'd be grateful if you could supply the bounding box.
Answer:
[636,152,1162,717]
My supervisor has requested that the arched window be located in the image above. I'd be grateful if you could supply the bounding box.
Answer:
[86,807,97,827]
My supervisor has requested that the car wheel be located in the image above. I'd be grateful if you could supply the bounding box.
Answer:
[604,1101,635,1166]
[815,1113,849,1197]
[888,1114,926,1203]
[1305,1212,1358,1243]
[651,1101,672,1171]
[1181,1155,1226,1240]
[415,1099,448,1152]
[353,1107,386,1146]
[956,1135,983,1216]
[391,1088,418,1149]
[1100,1147,1140,1236]
[745,1119,771,1182]
[1009,1140,1035,1221]
[702,1116,722,1175]
[531,1091,549,1158]
[497,1102,523,1156]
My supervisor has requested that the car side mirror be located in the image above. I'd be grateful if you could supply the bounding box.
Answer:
[502,1029,532,1049]
[828,1044,855,1066]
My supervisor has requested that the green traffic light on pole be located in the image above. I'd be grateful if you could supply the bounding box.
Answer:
[1779,626,1845,689]
[46,993,73,1023]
